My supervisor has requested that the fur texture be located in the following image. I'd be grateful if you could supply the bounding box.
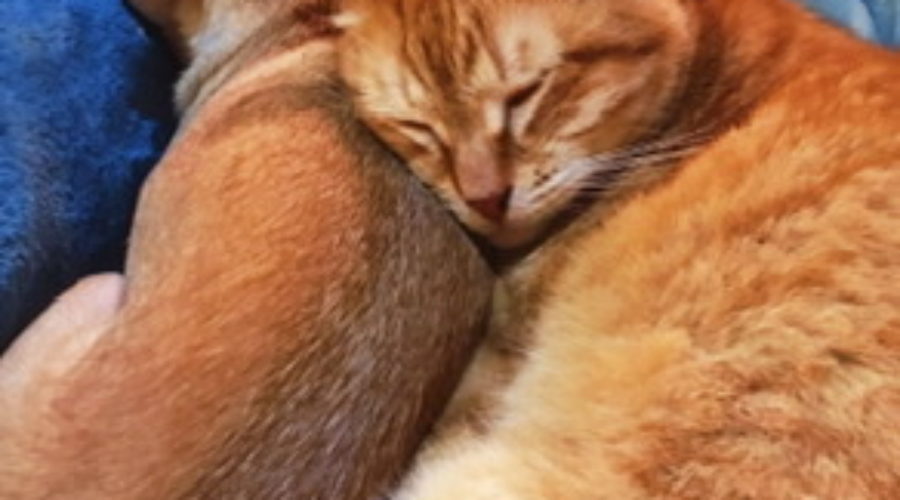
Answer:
[340,0,699,248]
[338,0,900,498]
[0,1,492,498]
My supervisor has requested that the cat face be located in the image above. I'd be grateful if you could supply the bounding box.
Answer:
[338,0,696,247]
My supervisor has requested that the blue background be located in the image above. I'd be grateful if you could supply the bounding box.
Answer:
[803,0,900,46]
[0,0,177,350]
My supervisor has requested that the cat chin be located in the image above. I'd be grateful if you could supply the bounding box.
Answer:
[453,204,548,249]
[477,222,545,250]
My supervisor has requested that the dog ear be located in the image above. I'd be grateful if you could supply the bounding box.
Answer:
[129,0,206,59]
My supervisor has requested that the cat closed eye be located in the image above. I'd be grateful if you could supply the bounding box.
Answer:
[397,119,436,135]
[396,119,443,144]
[506,80,544,110]
[394,119,448,156]
[563,40,661,64]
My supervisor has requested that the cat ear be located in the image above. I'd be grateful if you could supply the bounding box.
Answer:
[129,0,206,59]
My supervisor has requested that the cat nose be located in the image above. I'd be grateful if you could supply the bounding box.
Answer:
[465,188,512,223]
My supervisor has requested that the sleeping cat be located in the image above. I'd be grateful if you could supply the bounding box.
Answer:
[337,0,900,497]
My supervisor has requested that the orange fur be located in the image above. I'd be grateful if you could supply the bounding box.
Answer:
[339,0,900,498]
[339,0,696,247]
[0,1,491,498]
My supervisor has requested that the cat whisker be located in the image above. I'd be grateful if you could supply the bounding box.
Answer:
[528,128,717,215]
[577,129,714,178]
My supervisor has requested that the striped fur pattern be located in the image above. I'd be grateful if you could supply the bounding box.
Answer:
[339,0,696,248]
[339,0,900,498]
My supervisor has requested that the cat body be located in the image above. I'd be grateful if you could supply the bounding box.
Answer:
[338,0,900,497]
[0,1,492,498]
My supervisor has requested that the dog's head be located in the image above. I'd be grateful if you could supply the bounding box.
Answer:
[130,0,336,60]
[130,0,339,115]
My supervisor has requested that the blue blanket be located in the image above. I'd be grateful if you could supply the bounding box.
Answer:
[0,0,177,350]
[803,0,900,46]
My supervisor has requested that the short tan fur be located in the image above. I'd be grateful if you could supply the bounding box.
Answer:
[0,1,492,498]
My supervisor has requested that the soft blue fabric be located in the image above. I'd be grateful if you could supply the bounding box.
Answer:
[802,0,900,46]
[0,0,177,349]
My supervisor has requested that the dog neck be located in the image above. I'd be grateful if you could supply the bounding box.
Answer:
[175,2,340,123]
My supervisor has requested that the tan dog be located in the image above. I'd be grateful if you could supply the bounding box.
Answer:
[0,1,492,498]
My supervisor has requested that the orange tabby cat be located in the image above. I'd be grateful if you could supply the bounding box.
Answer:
[338,0,900,497]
